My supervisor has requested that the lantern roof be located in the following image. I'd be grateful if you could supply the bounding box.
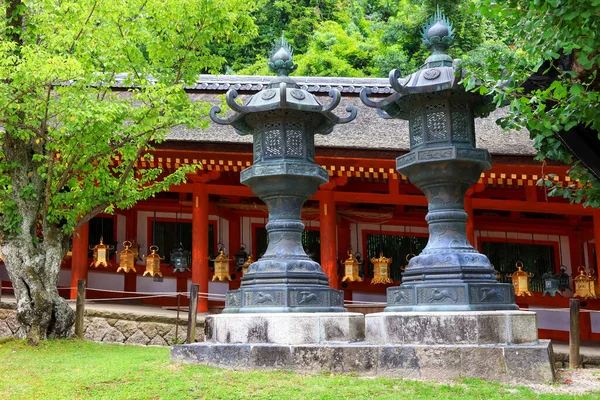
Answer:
[210,36,357,135]
[360,9,493,119]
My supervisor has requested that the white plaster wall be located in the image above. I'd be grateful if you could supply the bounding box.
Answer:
[185,279,228,299]
[352,291,386,303]
[591,311,600,333]
[0,264,9,281]
[529,307,570,331]
[58,270,71,288]
[87,271,124,292]
[136,275,177,293]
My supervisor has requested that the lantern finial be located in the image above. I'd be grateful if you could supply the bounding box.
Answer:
[268,34,297,77]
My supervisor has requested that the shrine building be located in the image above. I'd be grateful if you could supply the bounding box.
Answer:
[2,74,599,342]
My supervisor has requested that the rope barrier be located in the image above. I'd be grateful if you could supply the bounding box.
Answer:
[4,285,600,311]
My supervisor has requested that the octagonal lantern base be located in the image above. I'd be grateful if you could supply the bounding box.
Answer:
[385,282,518,312]
[223,285,345,314]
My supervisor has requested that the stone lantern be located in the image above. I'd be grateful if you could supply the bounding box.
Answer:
[361,10,517,311]
[210,37,357,313]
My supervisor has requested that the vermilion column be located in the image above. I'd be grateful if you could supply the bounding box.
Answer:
[228,214,241,291]
[320,190,338,289]
[192,183,209,312]
[593,210,600,286]
[70,222,89,300]
[464,197,475,247]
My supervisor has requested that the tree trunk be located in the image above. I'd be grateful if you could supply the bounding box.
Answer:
[2,231,75,345]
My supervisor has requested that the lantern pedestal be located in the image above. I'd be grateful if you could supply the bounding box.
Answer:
[171,310,555,384]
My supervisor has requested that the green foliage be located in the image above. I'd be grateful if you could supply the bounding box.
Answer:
[0,339,586,399]
[234,0,497,78]
[463,0,600,207]
[0,0,258,240]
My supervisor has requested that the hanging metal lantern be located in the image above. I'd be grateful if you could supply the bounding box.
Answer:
[542,271,564,297]
[235,244,249,270]
[574,266,596,299]
[558,265,570,291]
[212,247,232,281]
[89,236,113,268]
[242,254,254,276]
[506,261,534,296]
[117,241,137,273]
[371,252,393,284]
[143,245,164,277]
[169,243,191,273]
[342,249,363,283]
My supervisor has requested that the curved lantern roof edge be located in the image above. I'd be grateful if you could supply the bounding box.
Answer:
[210,81,357,135]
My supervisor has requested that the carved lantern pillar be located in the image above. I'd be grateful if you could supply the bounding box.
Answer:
[361,10,517,311]
[210,37,357,313]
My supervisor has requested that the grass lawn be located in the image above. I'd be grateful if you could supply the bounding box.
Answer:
[0,339,595,400]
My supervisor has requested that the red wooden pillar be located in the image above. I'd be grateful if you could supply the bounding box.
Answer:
[192,183,210,312]
[320,190,338,289]
[70,223,89,300]
[228,213,241,291]
[465,197,475,247]
[593,210,600,287]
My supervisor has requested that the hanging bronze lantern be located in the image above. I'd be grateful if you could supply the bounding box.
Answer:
[212,248,232,281]
[169,243,191,273]
[574,266,595,299]
[242,254,254,276]
[235,244,249,271]
[588,268,598,298]
[143,245,164,277]
[117,241,137,273]
[506,261,534,296]
[342,249,363,283]
[371,252,393,284]
[89,236,113,268]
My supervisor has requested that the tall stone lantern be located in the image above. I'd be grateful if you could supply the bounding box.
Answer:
[361,11,517,311]
[210,38,357,313]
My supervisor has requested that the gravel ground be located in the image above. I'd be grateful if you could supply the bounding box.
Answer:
[527,368,600,395]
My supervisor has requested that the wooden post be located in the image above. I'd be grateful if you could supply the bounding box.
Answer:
[70,223,89,300]
[186,284,199,344]
[75,279,86,339]
[570,298,581,369]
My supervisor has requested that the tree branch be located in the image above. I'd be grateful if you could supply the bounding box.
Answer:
[67,1,98,53]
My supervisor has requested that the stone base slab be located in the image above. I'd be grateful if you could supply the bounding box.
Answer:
[366,311,538,345]
[170,340,555,384]
[205,313,364,345]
